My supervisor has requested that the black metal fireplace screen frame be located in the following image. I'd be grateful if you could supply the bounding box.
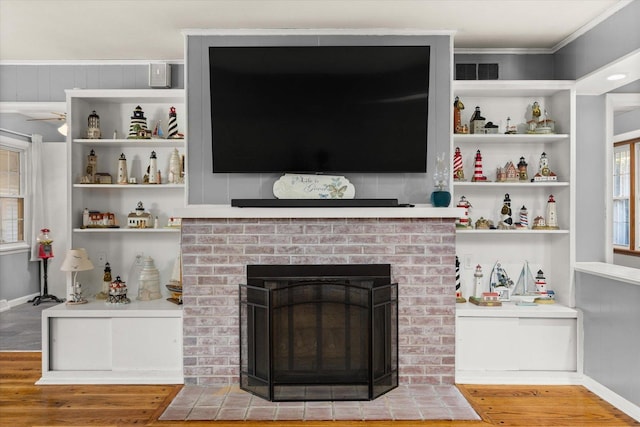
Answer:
[239,264,398,401]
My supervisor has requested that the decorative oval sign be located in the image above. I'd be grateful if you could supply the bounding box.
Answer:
[273,174,356,199]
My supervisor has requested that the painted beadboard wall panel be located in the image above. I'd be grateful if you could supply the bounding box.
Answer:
[576,271,640,407]
[0,64,184,102]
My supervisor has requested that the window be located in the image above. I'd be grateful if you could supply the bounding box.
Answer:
[613,138,639,255]
[0,139,27,249]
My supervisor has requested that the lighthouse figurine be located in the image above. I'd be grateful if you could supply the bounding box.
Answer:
[453,147,465,181]
[471,149,488,182]
[546,194,559,229]
[148,151,159,184]
[167,106,183,139]
[498,193,514,229]
[473,264,484,297]
[533,269,555,304]
[517,205,529,229]
[117,153,128,184]
[455,256,466,303]
[456,195,472,229]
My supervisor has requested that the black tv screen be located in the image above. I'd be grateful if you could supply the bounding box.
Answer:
[209,45,429,173]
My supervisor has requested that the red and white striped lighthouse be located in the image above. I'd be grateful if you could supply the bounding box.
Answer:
[471,149,487,181]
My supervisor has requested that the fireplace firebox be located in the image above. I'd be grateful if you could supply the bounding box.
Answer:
[240,264,398,401]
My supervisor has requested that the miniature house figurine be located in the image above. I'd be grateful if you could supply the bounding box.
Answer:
[533,152,557,182]
[496,161,518,182]
[517,156,528,181]
[127,201,152,228]
[456,195,472,228]
[469,106,486,134]
[471,149,488,181]
[86,110,101,139]
[85,211,117,228]
[532,215,547,229]
[453,147,465,181]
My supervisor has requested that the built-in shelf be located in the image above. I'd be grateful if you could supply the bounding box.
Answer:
[454,181,569,188]
[73,184,185,189]
[73,228,180,233]
[74,139,185,147]
[456,228,569,234]
[453,134,570,144]
[456,301,578,318]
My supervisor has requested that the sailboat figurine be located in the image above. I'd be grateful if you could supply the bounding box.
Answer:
[165,251,183,305]
[513,261,537,297]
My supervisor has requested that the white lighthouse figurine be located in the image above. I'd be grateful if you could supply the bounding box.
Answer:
[117,153,128,184]
[473,264,484,297]
[456,195,472,229]
[546,194,559,229]
[148,151,159,184]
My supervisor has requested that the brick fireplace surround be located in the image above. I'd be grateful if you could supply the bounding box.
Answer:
[179,206,461,387]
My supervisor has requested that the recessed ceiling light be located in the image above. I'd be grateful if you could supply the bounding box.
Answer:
[607,73,627,81]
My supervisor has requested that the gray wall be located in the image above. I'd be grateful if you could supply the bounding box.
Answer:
[614,108,640,135]
[454,53,554,80]
[554,0,640,80]
[186,34,451,205]
[575,95,608,262]
[0,64,183,301]
[576,272,640,407]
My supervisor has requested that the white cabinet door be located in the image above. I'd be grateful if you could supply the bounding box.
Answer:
[518,318,577,371]
[456,317,520,371]
[111,317,182,370]
[50,318,112,371]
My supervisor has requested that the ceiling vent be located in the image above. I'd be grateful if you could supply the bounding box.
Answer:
[456,63,499,80]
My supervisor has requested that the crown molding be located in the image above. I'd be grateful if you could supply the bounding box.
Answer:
[454,48,552,55]
[0,59,184,66]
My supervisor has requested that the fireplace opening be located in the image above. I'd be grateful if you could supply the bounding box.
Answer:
[240,264,398,401]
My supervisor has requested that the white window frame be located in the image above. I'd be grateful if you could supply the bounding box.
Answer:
[0,136,30,255]
[612,143,631,249]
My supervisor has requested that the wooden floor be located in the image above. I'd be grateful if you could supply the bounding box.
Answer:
[1,352,637,426]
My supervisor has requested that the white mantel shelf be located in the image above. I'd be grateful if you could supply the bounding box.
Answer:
[175,204,464,219]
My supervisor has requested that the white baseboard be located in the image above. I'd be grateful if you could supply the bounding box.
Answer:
[456,370,583,385]
[582,375,640,422]
[0,293,40,312]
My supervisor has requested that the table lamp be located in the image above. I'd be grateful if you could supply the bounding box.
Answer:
[60,248,94,304]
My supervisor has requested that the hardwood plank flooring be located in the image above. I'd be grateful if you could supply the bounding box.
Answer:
[1,352,637,426]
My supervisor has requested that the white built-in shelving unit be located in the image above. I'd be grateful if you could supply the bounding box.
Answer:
[39,89,186,385]
[452,81,579,383]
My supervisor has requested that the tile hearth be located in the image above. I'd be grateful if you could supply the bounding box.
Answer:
[160,384,480,421]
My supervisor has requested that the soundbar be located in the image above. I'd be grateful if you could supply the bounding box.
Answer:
[231,198,400,208]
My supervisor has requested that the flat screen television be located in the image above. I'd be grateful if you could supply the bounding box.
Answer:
[209,45,430,173]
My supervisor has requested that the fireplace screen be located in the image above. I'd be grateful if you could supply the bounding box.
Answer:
[240,264,398,401]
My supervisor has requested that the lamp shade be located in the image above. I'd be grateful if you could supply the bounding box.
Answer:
[60,248,94,272]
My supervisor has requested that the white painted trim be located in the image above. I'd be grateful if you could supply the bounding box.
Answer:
[454,48,552,55]
[551,0,635,52]
[0,293,40,312]
[614,129,640,143]
[605,94,640,262]
[0,242,29,255]
[582,375,640,422]
[182,28,457,37]
[0,59,184,66]
[455,370,582,385]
